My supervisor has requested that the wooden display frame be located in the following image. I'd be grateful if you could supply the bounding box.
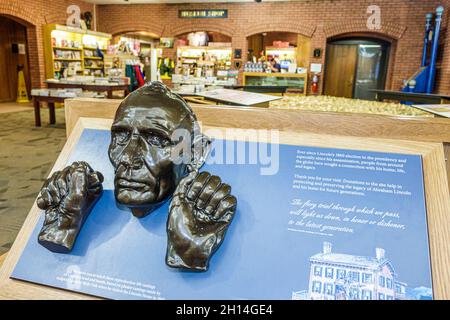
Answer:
[242,72,308,96]
[0,102,449,299]
[63,99,450,190]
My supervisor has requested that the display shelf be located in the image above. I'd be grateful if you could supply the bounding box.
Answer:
[85,29,111,38]
[177,45,232,77]
[44,24,85,79]
[82,33,110,77]
[265,46,298,72]
[265,46,297,55]
[177,45,232,51]
[52,46,82,51]
[266,46,295,50]
[51,24,84,34]
[243,72,306,78]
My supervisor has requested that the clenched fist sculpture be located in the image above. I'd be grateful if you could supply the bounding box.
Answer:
[37,161,103,253]
[167,171,237,271]
[108,81,211,218]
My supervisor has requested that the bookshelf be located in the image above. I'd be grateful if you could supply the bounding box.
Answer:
[43,24,111,79]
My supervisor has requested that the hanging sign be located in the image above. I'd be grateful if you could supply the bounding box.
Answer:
[179,9,228,19]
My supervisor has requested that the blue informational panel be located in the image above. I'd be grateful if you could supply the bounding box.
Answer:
[12,129,432,300]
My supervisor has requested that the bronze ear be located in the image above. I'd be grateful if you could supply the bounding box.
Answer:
[191,132,211,171]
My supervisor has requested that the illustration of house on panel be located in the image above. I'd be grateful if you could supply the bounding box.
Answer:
[292,242,409,300]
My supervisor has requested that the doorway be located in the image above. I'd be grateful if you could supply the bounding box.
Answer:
[324,38,390,100]
[246,31,311,68]
[0,15,30,102]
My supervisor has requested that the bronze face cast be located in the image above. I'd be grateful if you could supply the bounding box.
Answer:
[108,82,207,218]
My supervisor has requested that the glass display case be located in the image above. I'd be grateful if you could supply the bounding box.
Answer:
[43,24,111,79]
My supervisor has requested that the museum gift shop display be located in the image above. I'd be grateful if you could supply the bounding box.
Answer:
[35,82,237,272]
[3,0,450,302]
[2,82,448,299]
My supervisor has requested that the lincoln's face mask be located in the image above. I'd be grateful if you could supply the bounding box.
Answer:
[108,82,210,218]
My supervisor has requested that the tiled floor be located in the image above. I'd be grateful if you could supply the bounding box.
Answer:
[0,107,66,255]
[0,101,34,114]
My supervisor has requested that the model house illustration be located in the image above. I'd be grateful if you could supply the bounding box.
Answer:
[300,242,407,300]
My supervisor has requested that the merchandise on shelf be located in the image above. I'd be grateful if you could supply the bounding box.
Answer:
[51,37,81,49]
[159,57,175,79]
[269,95,433,117]
[31,88,106,98]
[82,34,109,77]
[186,32,209,47]
[242,72,308,95]
[171,72,237,92]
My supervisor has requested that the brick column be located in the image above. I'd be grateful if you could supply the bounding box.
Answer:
[232,35,247,84]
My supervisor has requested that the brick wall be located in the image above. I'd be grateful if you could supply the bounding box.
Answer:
[263,32,298,48]
[0,0,93,88]
[96,0,447,94]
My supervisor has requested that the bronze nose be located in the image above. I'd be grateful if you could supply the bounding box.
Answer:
[119,133,144,169]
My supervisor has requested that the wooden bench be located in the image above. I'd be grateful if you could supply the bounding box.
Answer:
[0,253,7,269]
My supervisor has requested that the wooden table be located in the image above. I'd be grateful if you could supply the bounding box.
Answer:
[0,253,7,269]
[32,81,129,127]
[33,80,130,126]
[242,72,308,96]
[64,99,450,192]
[46,82,129,99]
[194,88,281,108]
[224,85,289,95]
[32,95,66,127]
[371,89,450,104]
